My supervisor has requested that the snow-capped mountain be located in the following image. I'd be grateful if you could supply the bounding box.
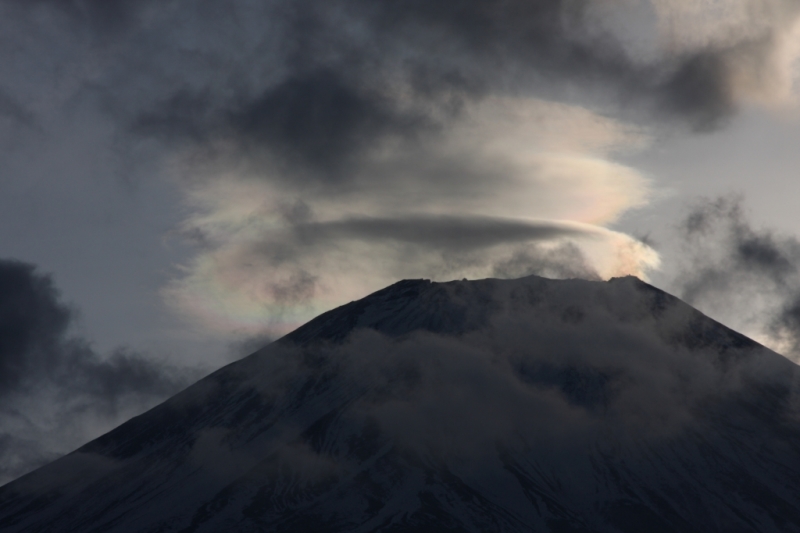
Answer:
[2,275,800,532]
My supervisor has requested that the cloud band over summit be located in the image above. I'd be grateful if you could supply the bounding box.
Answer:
[3,0,799,337]
[294,215,595,251]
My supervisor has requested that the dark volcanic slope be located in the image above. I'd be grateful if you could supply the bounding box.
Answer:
[2,275,800,533]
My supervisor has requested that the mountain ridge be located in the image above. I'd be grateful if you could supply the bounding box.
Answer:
[2,274,800,532]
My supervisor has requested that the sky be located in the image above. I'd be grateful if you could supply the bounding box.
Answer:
[4,0,800,483]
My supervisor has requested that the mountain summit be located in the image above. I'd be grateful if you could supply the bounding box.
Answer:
[2,275,800,532]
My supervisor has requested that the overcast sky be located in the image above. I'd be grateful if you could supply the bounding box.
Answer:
[4,0,800,483]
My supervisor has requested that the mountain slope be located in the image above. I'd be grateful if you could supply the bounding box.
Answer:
[2,275,800,532]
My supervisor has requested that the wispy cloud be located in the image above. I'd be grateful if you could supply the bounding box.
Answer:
[674,195,800,360]
[0,259,197,484]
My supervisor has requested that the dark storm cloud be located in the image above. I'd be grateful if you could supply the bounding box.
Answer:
[675,196,800,358]
[134,69,429,179]
[0,259,184,399]
[0,260,71,393]
[345,0,750,132]
[12,0,151,37]
[656,51,735,132]
[294,215,594,251]
[227,70,424,175]
[0,0,788,235]
[89,0,788,176]
[0,259,194,482]
[0,90,35,128]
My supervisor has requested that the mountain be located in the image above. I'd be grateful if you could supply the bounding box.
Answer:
[2,275,800,532]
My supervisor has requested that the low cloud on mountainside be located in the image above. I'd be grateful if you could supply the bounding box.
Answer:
[0,259,196,484]
[5,278,800,532]
[172,276,799,508]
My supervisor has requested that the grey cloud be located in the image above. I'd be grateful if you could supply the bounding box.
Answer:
[11,0,152,38]
[0,0,790,209]
[0,259,185,399]
[130,89,215,144]
[679,196,800,297]
[227,70,426,178]
[0,259,73,393]
[675,196,800,358]
[269,269,318,305]
[134,69,430,181]
[231,215,600,300]
[491,242,601,281]
[0,0,780,210]
[235,215,597,274]
[0,258,195,483]
[92,0,790,171]
[294,215,594,251]
[0,433,61,485]
[61,347,189,413]
[656,51,735,132]
[0,90,35,128]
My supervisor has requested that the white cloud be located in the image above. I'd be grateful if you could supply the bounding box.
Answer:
[164,98,659,338]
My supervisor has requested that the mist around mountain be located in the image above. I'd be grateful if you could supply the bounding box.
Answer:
[2,275,800,532]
